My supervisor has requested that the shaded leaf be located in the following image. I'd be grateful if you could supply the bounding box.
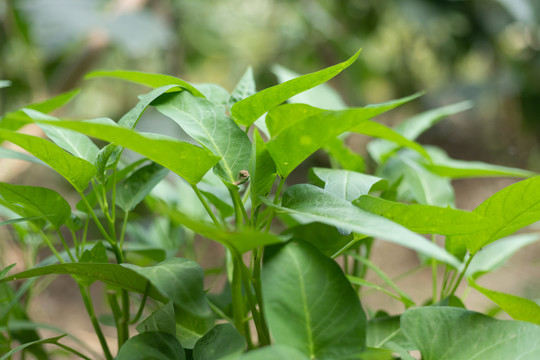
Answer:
[231,50,361,126]
[233,345,310,360]
[116,332,185,360]
[229,67,256,106]
[401,307,540,360]
[193,323,246,360]
[312,168,386,201]
[324,137,365,173]
[137,302,176,336]
[249,129,276,208]
[124,258,210,318]
[117,162,169,212]
[0,335,66,360]
[263,241,366,360]
[0,183,71,229]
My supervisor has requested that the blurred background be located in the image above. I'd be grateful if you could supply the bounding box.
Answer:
[1,0,540,168]
[1,0,540,354]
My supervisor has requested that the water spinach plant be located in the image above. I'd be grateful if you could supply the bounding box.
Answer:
[1,51,540,359]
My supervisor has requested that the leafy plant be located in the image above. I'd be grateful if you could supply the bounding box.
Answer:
[1,51,539,359]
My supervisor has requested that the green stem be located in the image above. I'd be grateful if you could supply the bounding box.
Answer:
[56,230,75,263]
[264,177,285,233]
[191,184,221,227]
[431,234,437,304]
[229,186,249,228]
[54,343,93,360]
[79,285,113,360]
[447,254,474,298]
[230,254,246,339]
[107,290,123,349]
[119,210,129,254]
[78,192,115,246]
[119,289,130,347]
[130,282,150,324]
[252,248,270,345]
[39,230,64,263]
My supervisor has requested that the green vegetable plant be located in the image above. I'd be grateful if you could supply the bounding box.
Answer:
[1,50,540,359]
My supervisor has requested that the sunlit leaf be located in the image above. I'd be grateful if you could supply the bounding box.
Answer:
[231,50,361,127]
[312,168,386,201]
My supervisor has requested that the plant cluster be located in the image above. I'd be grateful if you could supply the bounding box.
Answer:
[1,51,540,360]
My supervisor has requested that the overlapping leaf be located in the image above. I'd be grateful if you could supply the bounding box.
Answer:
[153,91,252,184]
[231,50,361,126]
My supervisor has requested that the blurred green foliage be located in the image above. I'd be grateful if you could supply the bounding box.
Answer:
[1,0,539,164]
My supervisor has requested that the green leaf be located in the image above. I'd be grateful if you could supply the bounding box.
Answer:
[153,91,252,184]
[284,222,357,258]
[466,233,540,277]
[0,217,41,227]
[234,345,310,360]
[366,315,415,350]
[0,183,71,229]
[451,176,540,254]
[1,263,166,302]
[401,307,540,360]
[137,302,176,336]
[268,184,460,267]
[194,84,231,108]
[271,64,347,110]
[423,146,536,178]
[354,195,490,236]
[367,101,473,163]
[0,147,45,165]
[116,332,185,360]
[312,168,386,201]
[229,67,256,106]
[79,242,108,264]
[324,137,365,173]
[24,109,99,164]
[469,278,540,325]
[0,335,67,360]
[231,50,361,127]
[160,203,285,253]
[0,89,80,131]
[0,130,95,192]
[35,119,220,185]
[86,70,204,98]
[249,129,277,208]
[124,258,211,318]
[263,241,366,360]
[193,323,246,360]
[266,94,419,178]
[117,162,169,212]
[175,308,215,349]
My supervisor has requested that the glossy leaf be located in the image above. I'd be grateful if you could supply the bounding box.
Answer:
[469,278,540,325]
[368,101,472,163]
[354,195,490,235]
[262,241,366,360]
[231,50,361,126]
[86,70,204,97]
[193,323,246,360]
[229,67,256,106]
[268,184,460,267]
[0,129,95,192]
[312,168,386,201]
[249,129,277,208]
[451,176,540,254]
[136,301,176,336]
[117,162,169,212]
[0,183,71,229]
[153,91,252,183]
[0,263,166,303]
[24,109,99,163]
[401,307,540,360]
[272,64,347,110]
[116,332,185,360]
[466,233,540,277]
[124,258,210,318]
[36,119,219,185]
[266,94,419,178]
